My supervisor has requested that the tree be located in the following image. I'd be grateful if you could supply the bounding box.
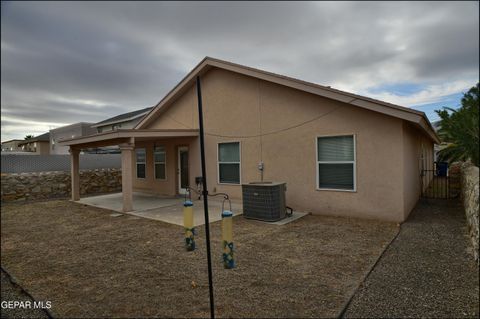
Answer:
[24,134,35,140]
[435,82,479,166]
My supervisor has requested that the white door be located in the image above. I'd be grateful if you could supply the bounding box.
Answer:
[178,146,189,195]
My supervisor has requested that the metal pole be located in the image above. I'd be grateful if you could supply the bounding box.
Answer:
[196,75,215,319]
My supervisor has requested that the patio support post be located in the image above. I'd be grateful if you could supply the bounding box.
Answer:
[120,143,134,212]
[69,148,80,201]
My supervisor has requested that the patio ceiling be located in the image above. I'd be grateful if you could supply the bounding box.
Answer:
[58,129,199,149]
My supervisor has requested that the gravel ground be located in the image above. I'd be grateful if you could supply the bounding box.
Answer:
[343,198,480,318]
[1,200,398,318]
[1,268,50,319]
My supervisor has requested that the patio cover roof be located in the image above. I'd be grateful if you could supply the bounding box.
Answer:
[59,129,199,148]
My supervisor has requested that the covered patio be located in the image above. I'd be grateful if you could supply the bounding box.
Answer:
[60,129,200,213]
[78,192,243,226]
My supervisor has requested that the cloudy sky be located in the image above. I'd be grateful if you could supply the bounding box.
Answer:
[1,1,478,141]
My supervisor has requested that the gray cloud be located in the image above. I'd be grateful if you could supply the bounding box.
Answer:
[1,1,478,140]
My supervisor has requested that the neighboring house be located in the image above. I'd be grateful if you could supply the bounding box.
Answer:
[18,132,51,155]
[91,107,154,133]
[89,107,154,154]
[61,57,439,222]
[1,139,24,152]
[50,122,96,154]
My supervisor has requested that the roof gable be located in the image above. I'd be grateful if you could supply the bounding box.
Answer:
[136,57,439,143]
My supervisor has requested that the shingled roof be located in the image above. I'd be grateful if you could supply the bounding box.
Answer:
[92,107,154,127]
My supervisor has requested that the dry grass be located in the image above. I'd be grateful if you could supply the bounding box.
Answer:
[1,200,398,318]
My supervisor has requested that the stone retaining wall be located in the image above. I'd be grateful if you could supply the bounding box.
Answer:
[448,163,462,198]
[1,169,122,202]
[460,163,479,263]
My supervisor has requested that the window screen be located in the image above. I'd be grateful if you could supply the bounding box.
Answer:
[317,136,355,190]
[136,148,146,179]
[218,142,240,184]
[154,146,166,180]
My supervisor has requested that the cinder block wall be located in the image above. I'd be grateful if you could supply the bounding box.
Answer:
[1,169,122,202]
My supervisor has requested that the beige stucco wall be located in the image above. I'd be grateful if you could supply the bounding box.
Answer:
[37,142,50,155]
[138,68,432,222]
[402,122,434,220]
[1,140,23,152]
[132,137,199,196]
[21,141,50,155]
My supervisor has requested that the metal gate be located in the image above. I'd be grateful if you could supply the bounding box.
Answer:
[421,162,449,199]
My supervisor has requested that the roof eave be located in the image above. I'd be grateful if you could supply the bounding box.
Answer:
[59,129,199,147]
[134,56,439,143]
[135,58,212,129]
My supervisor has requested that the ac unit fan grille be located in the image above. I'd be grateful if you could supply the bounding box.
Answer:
[242,182,286,222]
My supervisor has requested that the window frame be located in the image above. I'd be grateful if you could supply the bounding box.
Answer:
[154,146,167,181]
[217,141,242,185]
[315,134,357,192]
[135,148,146,179]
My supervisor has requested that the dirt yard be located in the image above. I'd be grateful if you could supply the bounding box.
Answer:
[1,200,398,318]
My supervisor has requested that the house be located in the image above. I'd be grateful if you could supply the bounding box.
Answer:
[18,132,51,154]
[60,57,439,222]
[89,107,154,153]
[1,139,25,152]
[50,122,97,154]
[91,107,154,133]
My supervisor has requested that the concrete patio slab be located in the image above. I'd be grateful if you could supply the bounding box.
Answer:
[78,192,309,226]
[78,192,243,226]
[268,211,310,225]
[129,199,243,226]
[78,192,180,212]
[244,211,310,225]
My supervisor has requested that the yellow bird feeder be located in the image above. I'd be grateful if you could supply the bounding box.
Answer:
[183,200,195,251]
[221,199,235,269]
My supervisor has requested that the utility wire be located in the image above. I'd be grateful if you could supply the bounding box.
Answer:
[165,114,192,129]
[165,104,343,139]
[258,79,263,159]
[257,80,263,181]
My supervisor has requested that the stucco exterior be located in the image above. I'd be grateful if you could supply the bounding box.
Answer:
[93,107,154,133]
[19,140,50,155]
[1,140,24,152]
[402,122,434,220]
[96,117,144,133]
[132,137,199,196]
[134,68,434,222]
[18,132,51,155]
[50,122,96,154]
[61,57,437,222]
